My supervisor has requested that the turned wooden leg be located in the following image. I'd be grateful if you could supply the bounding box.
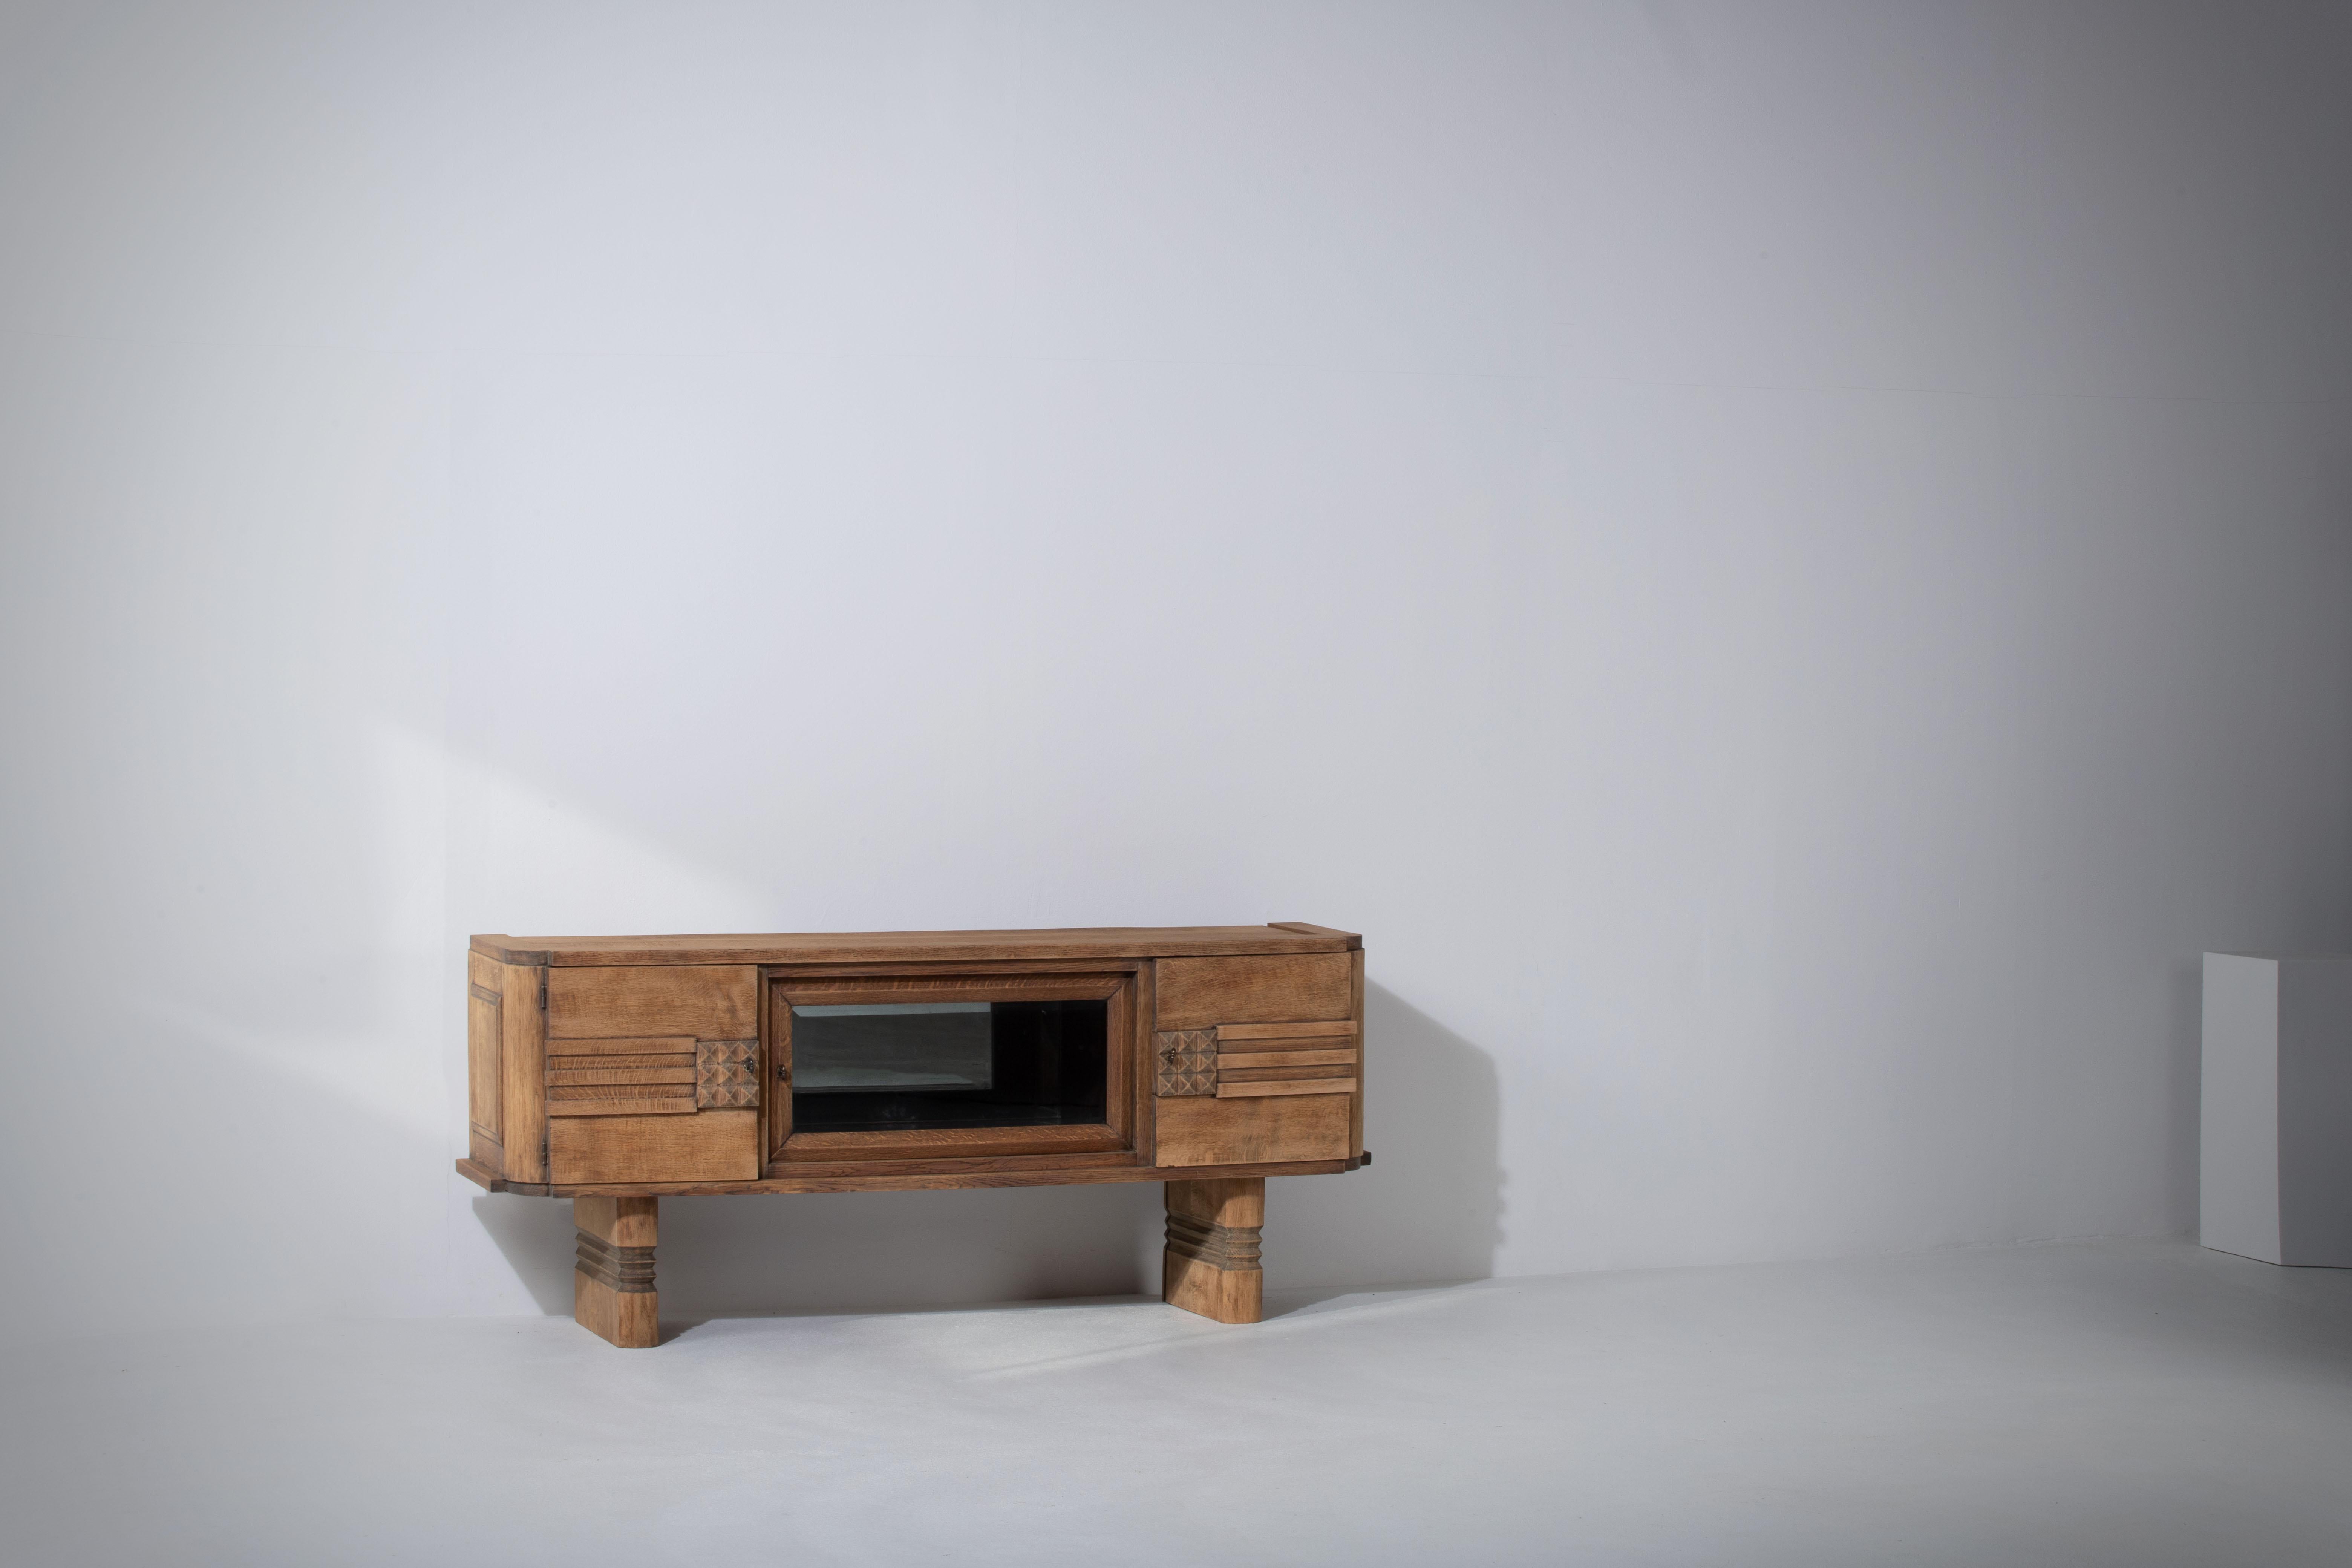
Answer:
[1163,1177,1264,1324]
[573,1196,659,1348]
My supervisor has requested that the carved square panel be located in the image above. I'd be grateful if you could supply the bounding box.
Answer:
[1155,1029,1217,1096]
[695,1038,760,1109]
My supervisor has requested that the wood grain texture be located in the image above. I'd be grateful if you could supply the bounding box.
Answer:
[574,1230,656,1291]
[1215,1078,1358,1098]
[547,965,756,1040]
[1216,1063,1352,1084]
[1163,1177,1265,1325]
[762,975,789,1167]
[467,945,506,1147]
[549,1109,759,1183]
[572,1196,658,1348]
[545,1036,700,1118]
[473,924,1360,967]
[1348,947,1366,1160]
[1164,1251,1263,1323]
[545,1035,697,1056]
[456,1153,1358,1196]
[1165,1176,1265,1230]
[766,959,1145,978]
[574,1269,658,1348]
[779,1123,1125,1163]
[1215,1020,1357,1041]
[547,1053,697,1073]
[1155,954,1354,1031]
[1156,1092,1352,1165]
[1130,958,1158,1167]
[466,969,502,1145]
[719,1150,1136,1180]
[1164,1214,1259,1268]
[498,961,547,1182]
[548,1067,699,1087]
[770,977,1121,1006]
[1213,1049,1356,1070]
[574,1194,658,1247]
[453,1157,502,1189]
[1106,967,1136,1148]
[546,1094,698,1117]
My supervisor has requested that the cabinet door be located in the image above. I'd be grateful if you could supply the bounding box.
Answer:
[543,966,760,1183]
[1151,954,1361,1167]
[765,972,1135,1168]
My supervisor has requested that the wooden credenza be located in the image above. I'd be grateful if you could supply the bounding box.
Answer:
[455,923,1366,1344]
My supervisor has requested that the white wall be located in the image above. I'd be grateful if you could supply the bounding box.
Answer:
[3,1,2348,1338]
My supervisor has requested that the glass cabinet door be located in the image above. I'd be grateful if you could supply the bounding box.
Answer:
[787,999,1109,1133]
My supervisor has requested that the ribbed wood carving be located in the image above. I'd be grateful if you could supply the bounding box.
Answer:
[545,1035,759,1116]
[1165,1210,1263,1271]
[575,1230,657,1294]
[1154,1020,1360,1099]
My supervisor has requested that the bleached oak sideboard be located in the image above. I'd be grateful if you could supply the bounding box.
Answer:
[455,924,1367,1345]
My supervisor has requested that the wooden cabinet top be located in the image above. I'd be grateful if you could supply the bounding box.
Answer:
[470,922,1361,967]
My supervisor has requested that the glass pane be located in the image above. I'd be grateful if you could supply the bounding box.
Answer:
[790,998,1108,1133]
[792,1003,994,1092]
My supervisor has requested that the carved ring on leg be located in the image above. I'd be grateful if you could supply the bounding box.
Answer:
[1163,1177,1265,1324]
[573,1196,659,1347]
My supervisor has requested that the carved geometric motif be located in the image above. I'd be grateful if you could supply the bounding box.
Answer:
[695,1038,760,1109]
[1155,1029,1218,1096]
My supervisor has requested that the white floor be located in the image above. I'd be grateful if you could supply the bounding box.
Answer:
[6,1240,2349,1566]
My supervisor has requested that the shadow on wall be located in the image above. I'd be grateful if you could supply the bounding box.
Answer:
[1268,982,1504,1290]
[472,977,1504,1316]
[471,1194,578,1315]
